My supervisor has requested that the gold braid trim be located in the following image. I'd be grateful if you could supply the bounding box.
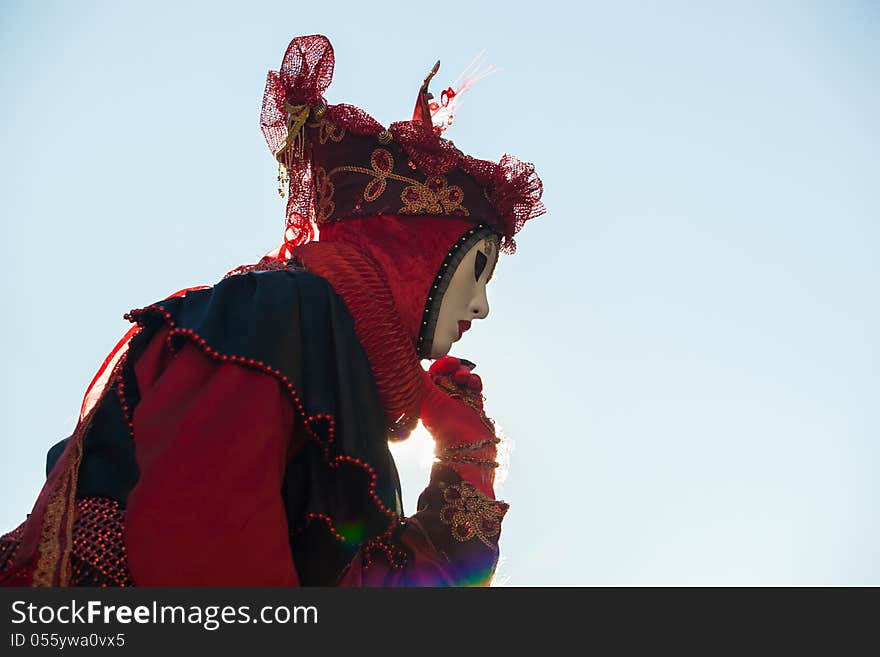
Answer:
[33,414,88,586]
[436,455,499,468]
[32,355,126,587]
[58,435,82,586]
[437,437,500,453]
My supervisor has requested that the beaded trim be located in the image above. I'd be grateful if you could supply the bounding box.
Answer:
[435,454,499,469]
[115,353,135,439]
[69,497,135,587]
[361,530,408,570]
[123,305,403,563]
[417,224,496,359]
[0,524,25,575]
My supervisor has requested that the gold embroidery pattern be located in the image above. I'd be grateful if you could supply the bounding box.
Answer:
[328,148,396,203]
[324,149,469,219]
[435,453,499,468]
[308,118,346,145]
[400,176,468,216]
[314,166,335,224]
[363,149,393,201]
[438,481,507,548]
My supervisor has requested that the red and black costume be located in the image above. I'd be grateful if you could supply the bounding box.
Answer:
[0,35,544,587]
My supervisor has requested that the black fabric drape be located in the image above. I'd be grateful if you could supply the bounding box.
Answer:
[46,267,403,585]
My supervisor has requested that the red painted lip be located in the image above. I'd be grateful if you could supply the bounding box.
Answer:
[457,320,471,339]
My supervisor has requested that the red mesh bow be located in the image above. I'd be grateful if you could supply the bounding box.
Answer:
[459,154,545,254]
[261,34,334,155]
[261,35,336,254]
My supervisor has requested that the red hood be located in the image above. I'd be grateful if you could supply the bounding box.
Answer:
[316,214,477,349]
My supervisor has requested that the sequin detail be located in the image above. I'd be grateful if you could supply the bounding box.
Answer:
[400,175,468,216]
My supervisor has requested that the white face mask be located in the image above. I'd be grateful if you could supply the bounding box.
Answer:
[428,236,499,359]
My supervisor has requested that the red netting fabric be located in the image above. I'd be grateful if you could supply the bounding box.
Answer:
[326,103,384,136]
[388,120,461,176]
[69,497,134,587]
[261,34,335,151]
[260,35,336,256]
[459,154,545,254]
[223,248,293,279]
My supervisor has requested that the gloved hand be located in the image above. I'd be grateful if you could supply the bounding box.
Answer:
[420,356,499,497]
[428,356,483,392]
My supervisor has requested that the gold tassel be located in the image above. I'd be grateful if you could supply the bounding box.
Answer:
[278,103,310,162]
[274,102,311,200]
[277,162,289,198]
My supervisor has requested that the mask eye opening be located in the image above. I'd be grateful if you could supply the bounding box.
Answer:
[474,250,488,281]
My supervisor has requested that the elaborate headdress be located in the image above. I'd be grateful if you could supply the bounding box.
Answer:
[259,34,545,258]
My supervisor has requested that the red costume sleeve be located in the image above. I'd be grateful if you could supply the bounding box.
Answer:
[124,325,303,586]
[338,464,507,587]
[339,358,509,587]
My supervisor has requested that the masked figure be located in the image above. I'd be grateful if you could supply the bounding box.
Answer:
[0,34,544,587]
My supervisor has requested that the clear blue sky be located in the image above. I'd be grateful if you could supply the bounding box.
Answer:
[1,0,877,585]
